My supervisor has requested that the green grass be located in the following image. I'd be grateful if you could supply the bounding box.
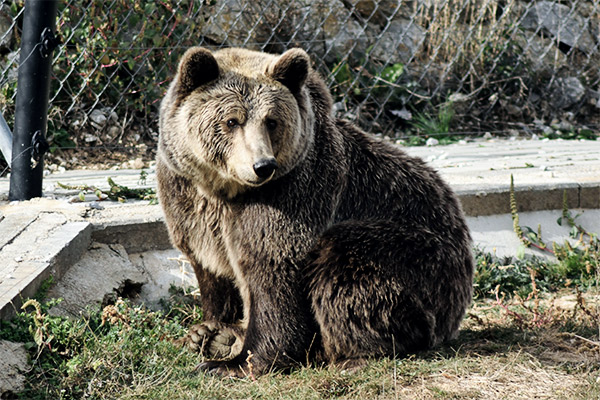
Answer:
[411,102,454,137]
[1,203,598,399]
[2,263,598,399]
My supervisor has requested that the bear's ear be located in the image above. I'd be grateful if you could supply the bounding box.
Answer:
[176,47,219,95]
[267,48,310,94]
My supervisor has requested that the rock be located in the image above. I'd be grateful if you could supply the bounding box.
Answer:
[556,120,573,131]
[448,93,471,103]
[199,0,288,51]
[0,340,28,396]
[370,19,426,64]
[130,157,144,169]
[0,50,19,84]
[89,109,108,128]
[425,137,439,146]
[521,1,596,54]
[513,33,567,72]
[286,0,359,61]
[199,0,361,62]
[84,133,99,143]
[332,102,345,114]
[128,249,195,309]
[107,125,121,139]
[390,108,412,120]
[550,77,585,109]
[351,0,403,26]
[324,19,373,64]
[0,5,14,51]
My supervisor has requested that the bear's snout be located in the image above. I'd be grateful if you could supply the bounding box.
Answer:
[253,158,278,179]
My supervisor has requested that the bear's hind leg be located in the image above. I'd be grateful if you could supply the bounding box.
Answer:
[306,221,471,366]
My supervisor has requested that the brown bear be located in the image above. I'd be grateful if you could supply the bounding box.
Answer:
[156,47,473,377]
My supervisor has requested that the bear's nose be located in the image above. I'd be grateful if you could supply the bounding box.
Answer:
[253,158,278,179]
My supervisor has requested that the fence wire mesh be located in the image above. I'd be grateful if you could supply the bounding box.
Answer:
[1,0,599,166]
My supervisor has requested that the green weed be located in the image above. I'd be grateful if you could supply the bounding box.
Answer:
[2,286,599,399]
[2,174,599,398]
[411,101,455,138]
[474,178,599,300]
[56,170,157,203]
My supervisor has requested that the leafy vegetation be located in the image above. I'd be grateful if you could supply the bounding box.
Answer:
[0,0,205,174]
[411,101,455,138]
[471,178,599,302]
[2,269,598,399]
[1,202,598,398]
[56,170,157,203]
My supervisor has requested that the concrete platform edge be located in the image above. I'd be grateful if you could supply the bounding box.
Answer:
[0,223,92,320]
[1,180,599,320]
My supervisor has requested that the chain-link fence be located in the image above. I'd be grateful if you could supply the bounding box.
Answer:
[1,0,599,168]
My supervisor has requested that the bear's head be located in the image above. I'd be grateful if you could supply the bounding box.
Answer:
[158,47,316,198]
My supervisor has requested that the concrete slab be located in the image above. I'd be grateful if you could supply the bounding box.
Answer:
[128,249,196,309]
[47,242,147,317]
[0,138,598,320]
[0,339,28,396]
[404,138,600,216]
[0,197,172,318]
[0,208,91,319]
[467,208,600,260]
[47,245,195,316]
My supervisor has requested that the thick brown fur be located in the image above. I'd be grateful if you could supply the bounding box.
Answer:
[157,47,474,377]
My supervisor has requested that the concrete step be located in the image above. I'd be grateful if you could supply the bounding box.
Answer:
[0,199,173,319]
[0,210,91,319]
[0,138,599,319]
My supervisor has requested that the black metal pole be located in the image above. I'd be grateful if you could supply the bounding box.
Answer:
[9,0,59,201]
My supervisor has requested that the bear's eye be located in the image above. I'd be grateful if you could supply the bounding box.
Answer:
[226,119,239,129]
[265,119,278,131]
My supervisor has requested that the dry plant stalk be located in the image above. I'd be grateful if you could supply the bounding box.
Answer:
[245,350,257,381]
[415,0,517,67]
[510,174,530,247]
[493,267,558,330]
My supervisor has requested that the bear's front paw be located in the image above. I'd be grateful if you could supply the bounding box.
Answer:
[176,320,243,360]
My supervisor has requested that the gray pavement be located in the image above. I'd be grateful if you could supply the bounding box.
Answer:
[0,137,599,320]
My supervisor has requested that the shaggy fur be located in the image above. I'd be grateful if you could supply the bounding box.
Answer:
[156,47,474,377]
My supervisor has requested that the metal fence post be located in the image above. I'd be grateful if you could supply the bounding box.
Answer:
[9,0,59,201]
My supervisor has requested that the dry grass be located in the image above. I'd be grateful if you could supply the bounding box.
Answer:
[415,0,519,66]
[4,278,599,399]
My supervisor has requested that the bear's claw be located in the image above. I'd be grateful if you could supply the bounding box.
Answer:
[197,360,250,378]
[177,320,243,360]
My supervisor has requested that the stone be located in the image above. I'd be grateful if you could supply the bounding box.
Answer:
[0,50,19,84]
[324,19,372,64]
[521,1,596,54]
[426,137,439,146]
[350,0,403,26]
[199,0,270,50]
[0,5,14,51]
[370,18,426,64]
[128,249,195,309]
[513,33,567,72]
[89,109,107,127]
[46,242,147,317]
[284,0,356,61]
[550,77,585,109]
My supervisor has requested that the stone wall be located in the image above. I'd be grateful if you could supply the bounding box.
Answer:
[199,0,600,134]
[0,0,598,144]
